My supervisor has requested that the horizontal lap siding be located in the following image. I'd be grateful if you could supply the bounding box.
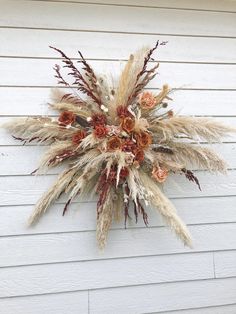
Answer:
[0,1,236,313]
[1,59,236,89]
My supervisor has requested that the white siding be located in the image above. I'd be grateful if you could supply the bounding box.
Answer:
[0,0,236,313]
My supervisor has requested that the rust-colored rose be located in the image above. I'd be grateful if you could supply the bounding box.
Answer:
[135,149,145,163]
[136,131,152,149]
[117,105,130,118]
[72,130,86,144]
[120,167,129,178]
[138,92,156,109]
[122,139,137,153]
[107,136,122,151]
[94,125,108,138]
[91,113,107,126]
[58,111,76,126]
[121,117,135,133]
[152,166,168,183]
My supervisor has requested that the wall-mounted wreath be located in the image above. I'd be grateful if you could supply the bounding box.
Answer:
[3,42,235,249]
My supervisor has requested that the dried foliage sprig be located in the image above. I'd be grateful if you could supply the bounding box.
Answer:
[3,42,236,249]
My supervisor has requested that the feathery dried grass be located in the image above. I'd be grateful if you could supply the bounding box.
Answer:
[97,187,114,249]
[170,142,227,173]
[37,140,76,172]
[28,166,79,225]
[3,117,75,143]
[109,47,150,119]
[155,84,171,105]
[139,171,192,247]
[150,116,236,142]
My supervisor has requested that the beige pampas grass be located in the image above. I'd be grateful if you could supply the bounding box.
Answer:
[151,116,236,142]
[96,188,114,249]
[170,142,228,173]
[28,166,79,225]
[3,117,75,144]
[139,171,192,246]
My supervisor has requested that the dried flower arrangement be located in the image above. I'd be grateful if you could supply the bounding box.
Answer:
[3,42,235,249]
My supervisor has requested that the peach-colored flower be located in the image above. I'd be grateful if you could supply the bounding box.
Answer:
[152,166,168,183]
[94,125,108,138]
[138,92,156,109]
[58,111,76,126]
[121,117,135,133]
[136,131,152,149]
[107,136,122,151]
[107,125,121,136]
[72,130,86,144]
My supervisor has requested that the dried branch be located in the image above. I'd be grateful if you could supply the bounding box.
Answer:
[50,46,102,107]
[182,168,201,190]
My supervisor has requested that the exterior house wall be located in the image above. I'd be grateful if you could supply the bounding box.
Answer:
[0,0,236,313]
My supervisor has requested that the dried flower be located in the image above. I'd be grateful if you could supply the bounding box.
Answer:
[117,105,130,118]
[121,117,135,133]
[91,113,107,126]
[168,110,174,118]
[135,149,145,163]
[122,138,137,153]
[72,130,86,144]
[138,92,156,109]
[120,167,129,178]
[58,111,76,126]
[94,125,108,138]
[136,131,152,149]
[152,166,168,183]
[107,136,122,151]
[107,125,121,136]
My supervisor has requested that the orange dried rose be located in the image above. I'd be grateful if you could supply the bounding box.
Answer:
[121,117,135,133]
[117,105,130,118]
[152,166,168,183]
[72,130,86,144]
[91,113,107,126]
[107,136,122,151]
[94,125,108,138]
[136,131,152,149]
[58,111,76,126]
[135,149,145,163]
[138,92,156,109]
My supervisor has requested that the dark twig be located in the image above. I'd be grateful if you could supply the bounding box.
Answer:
[182,168,201,191]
